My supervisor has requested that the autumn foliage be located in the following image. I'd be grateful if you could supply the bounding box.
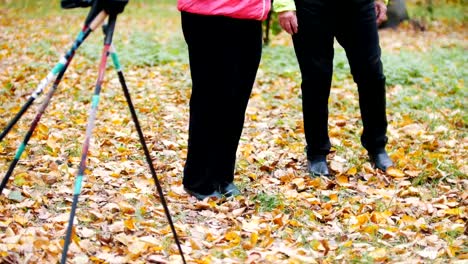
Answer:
[0,1,466,263]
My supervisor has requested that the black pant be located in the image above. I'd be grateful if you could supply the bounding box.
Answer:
[181,12,262,194]
[292,0,388,157]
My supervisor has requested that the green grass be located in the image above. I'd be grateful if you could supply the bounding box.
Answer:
[253,192,284,212]
[261,44,467,125]
[408,2,467,22]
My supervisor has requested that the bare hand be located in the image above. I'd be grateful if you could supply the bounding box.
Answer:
[278,11,298,35]
[375,1,388,25]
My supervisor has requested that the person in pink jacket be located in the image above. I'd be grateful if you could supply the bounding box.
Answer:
[178,0,271,200]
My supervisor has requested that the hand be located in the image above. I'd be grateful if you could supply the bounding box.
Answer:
[278,11,298,35]
[375,1,388,25]
[103,0,129,15]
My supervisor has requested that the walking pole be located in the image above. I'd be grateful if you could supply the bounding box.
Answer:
[0,12,107,195]
[60,12,117,264]
[0,9,107,142]
[107,41,187,263]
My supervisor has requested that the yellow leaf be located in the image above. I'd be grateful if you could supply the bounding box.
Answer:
[194,256,212,264]
[289,219,302,227]
[347,167,357,175]
[447,246,459,257]
[190,239,201,250]
[248,172,257,180]
[387,167,405,177]
[357,213,370,226]
[242,232,259,250]
[308,177,321,188]
[205,233,215,242]
[33,239,49,249]
[13,215,28,226]
[444,208,462,216]
[111,118,123,125]
[371,211,392,224]
[224,231,240,245]
[311,240,324,251]
[363,224,378,235]
[342,241,352,247]
[399,214,416,224]
[369,248,387,261]
[250,232,258,247]
[34,123,49,140]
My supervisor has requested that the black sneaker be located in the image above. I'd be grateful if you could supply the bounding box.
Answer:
[221,183,241,197]
[307,155,330,177]
[369,149,394,172]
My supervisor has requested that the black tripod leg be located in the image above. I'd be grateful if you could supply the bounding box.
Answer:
[108,44,187,264]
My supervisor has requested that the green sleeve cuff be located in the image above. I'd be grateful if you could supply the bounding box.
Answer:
[273,0,387,13]
[273,0,296,12]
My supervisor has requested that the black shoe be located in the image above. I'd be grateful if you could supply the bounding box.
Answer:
[184,187,222,200]
[369,149,394,172]
[307,155,330,177]
[221,183,241,197]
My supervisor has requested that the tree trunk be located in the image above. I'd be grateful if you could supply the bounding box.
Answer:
[380,0,410,28]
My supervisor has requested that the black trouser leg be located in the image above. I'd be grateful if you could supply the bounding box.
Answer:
[335,0,388,152]
[181,12,262,194]
[292,0,335,157]
[215,31,262,187]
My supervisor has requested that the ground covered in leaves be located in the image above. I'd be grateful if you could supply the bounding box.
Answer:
[0,1,467,263]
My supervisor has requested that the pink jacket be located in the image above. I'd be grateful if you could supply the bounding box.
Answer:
[178,0,271,21]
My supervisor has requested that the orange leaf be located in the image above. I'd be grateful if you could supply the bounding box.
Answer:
[124,218,136,231]
[336,174,349,185]
[119,201,136,214]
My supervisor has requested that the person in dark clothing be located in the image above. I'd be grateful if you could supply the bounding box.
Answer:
[178,0,271,199]
[275,0,394,176]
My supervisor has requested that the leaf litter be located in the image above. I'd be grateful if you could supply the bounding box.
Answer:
[0,3,467,263]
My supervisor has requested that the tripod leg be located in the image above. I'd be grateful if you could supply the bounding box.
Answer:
[0,12,107,195]
[0,11,107,143]
[0,58,70,195]
[109,45,187,264]
[60,13,116,264]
